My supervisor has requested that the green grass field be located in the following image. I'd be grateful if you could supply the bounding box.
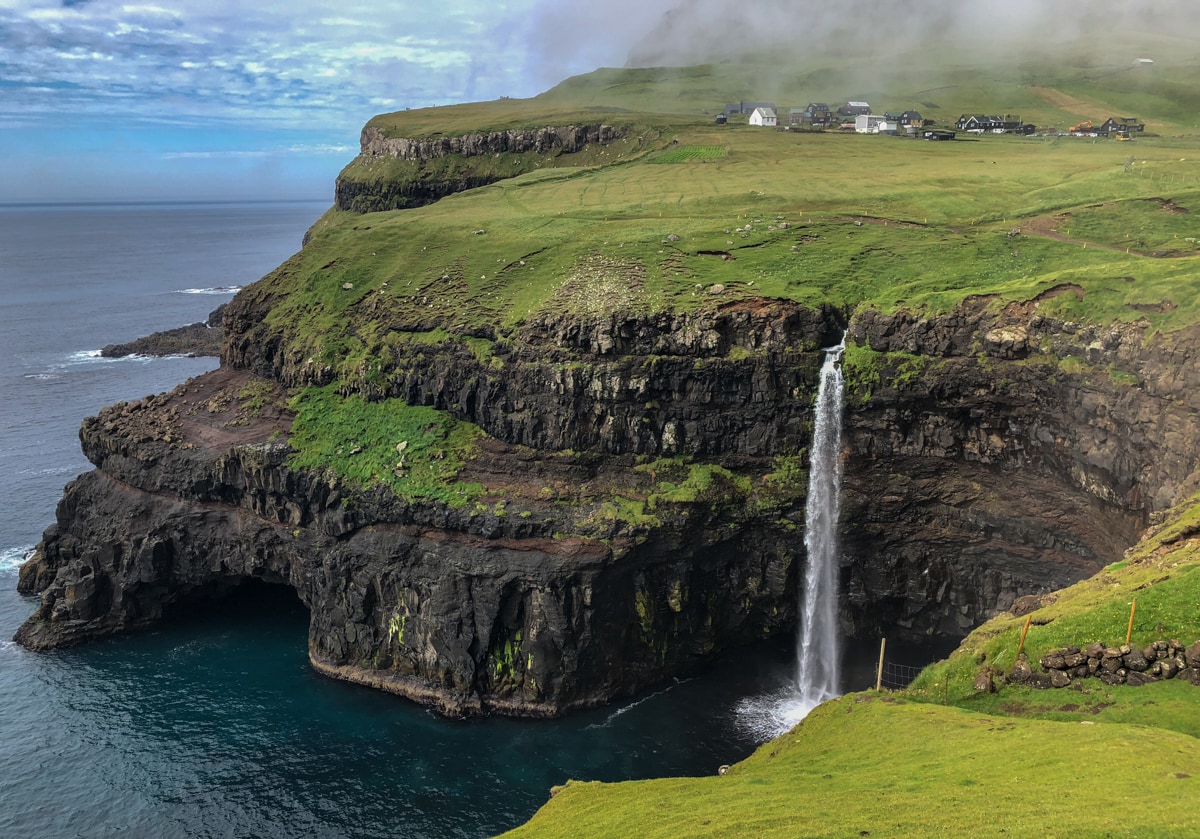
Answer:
[274,125,1200,391]
[227,42,1200,837]
[503,693,1200,839]
[501,497,1200,839]
[268,48,1200,839]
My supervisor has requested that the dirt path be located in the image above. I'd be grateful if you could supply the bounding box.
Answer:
[1017,212,1187,258]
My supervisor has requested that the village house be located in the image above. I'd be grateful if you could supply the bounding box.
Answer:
[1098,116,1145,136]
[722,102,776,117]
[956,114,1004,132]
[749,106,778,127]
[855,114,897,134]
[805,103,834,126]
[838,101,871,117]
[789,105,834,128]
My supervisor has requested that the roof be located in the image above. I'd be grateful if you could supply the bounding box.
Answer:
[847,101,870,107]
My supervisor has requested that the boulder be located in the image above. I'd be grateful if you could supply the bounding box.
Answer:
[1041,652,1066,670]
[1123,648,1149,672]
[1063,652,1086,668]
[1008,658,1034,684]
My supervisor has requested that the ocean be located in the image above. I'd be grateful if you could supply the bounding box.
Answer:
[0,201,822,839]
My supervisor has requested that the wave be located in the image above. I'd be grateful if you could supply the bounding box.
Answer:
[585,677,691,729]
[0,545,36,575]
[25,350,198,380]
[17,465,77,477]
[175,286,241,295]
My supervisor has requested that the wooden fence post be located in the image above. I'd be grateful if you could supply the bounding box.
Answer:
[1017,614,1033,657]
[876,637,887,691]
[1126,598,1138,646]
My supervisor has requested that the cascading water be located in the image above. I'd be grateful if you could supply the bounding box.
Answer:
[795,336,845,711]
[735,335,846,740]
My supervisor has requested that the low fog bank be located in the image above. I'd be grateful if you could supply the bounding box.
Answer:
[622,0,1200,68]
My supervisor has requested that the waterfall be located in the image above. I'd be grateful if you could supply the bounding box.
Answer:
[734,335,847,740]
[795,336,846,711]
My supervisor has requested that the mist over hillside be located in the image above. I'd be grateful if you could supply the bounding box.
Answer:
[623,0,1200,67]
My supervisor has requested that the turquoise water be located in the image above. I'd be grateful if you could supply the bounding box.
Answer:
[0,202,802,838]
[0,579,790,838]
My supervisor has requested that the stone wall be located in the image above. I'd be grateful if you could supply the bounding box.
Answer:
[1006,640,1200,688]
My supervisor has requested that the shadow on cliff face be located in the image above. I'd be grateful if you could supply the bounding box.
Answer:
[159,576,308,629]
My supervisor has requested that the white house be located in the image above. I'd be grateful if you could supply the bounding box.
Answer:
[749,107,777,127]
[854,114,897,134]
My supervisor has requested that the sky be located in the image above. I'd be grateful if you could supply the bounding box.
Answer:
[4,0,1193,203]
[0,0,669,203]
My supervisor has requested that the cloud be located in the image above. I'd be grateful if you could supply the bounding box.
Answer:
[620,0,1200,67]
[0,0,546,133]
[161,143,353,160]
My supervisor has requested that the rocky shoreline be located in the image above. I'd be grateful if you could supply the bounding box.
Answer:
[16,289,1200,716]
[100,303,226,358]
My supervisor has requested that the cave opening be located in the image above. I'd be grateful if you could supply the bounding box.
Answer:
[159,575,309,629]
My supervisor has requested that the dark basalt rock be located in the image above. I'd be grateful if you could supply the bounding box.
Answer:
[335,124,625,213]
[100,304,226,358]
[16,293,1200,715]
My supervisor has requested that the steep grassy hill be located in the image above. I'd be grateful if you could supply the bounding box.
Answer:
[501,493,1200,838]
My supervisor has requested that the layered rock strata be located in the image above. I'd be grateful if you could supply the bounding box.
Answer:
[16,292,1200,716]
[335,124,624,213]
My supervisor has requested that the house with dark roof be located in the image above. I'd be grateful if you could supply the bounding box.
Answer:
[956,114,1004,132]
[1098,116,1145,136]
[789,103,834,128]
[722,102,777,117]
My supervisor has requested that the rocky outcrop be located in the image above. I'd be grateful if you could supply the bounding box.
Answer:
[14,368,798,716]
[335,124,626,213]
[16,291,1200,716]
[358,124,622,162]
[101,304,226,358]
[840,297,1200,639]
[226,298,845,457]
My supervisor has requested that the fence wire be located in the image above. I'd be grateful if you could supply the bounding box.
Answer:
[877,659,927,691]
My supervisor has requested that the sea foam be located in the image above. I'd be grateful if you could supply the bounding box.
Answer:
[0,545,35,575]
[176,286,241,295]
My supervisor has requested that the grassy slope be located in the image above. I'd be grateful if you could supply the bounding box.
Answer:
[286,128,1200,382]
[248,47,1200,835]
[268,38,1200,507]
[256,43,1190,839]
[502,498,1200,839]
[505,696,1200,839]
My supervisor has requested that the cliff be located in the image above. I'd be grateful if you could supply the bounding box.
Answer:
[16,285,1200,714]
[334,123,635,214]
[15,74,1200,718]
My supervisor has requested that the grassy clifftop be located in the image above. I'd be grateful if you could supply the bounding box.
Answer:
[238,44,1200,837]
[502,495,1200,839]
[270,126,1200,390]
